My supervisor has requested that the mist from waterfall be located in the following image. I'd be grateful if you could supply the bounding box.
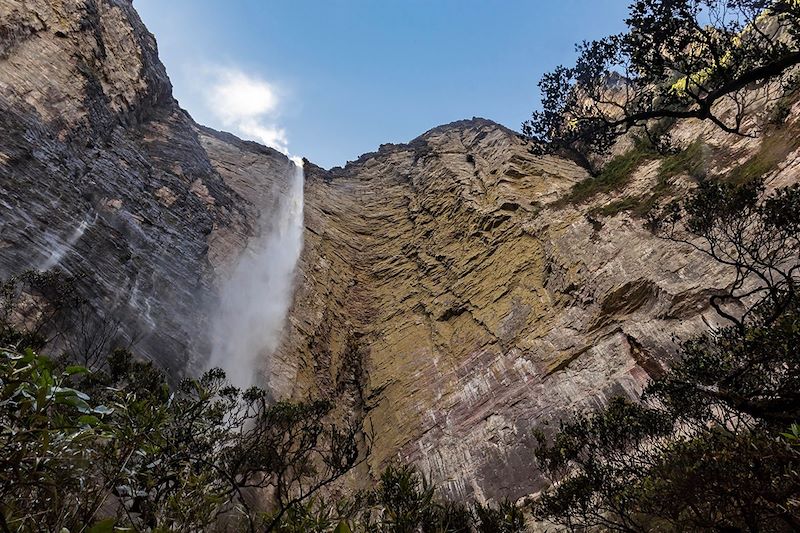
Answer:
[207,160,304,389]
[40,215,96,271]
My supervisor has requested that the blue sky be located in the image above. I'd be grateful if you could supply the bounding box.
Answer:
[134,1,630,168]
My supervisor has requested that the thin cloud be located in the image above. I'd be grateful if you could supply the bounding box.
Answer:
[238,120,288,152]
[203,68,290,154]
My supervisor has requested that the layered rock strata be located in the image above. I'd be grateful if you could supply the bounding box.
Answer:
[0,0,295,374]
[274,119,752,501]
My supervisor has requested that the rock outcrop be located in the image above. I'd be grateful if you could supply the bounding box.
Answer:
[2,0,799,505]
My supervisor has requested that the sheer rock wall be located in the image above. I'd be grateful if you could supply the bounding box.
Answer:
[274,120,746,501]
[0,0,294,374]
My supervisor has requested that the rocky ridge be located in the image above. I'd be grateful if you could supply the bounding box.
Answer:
[274,116,792,501]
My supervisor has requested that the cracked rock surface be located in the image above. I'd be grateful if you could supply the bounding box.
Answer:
[274,112,800,500]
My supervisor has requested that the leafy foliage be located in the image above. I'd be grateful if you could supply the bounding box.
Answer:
[530,5,800,526]
[367,465,526,533]
[727,120,800,184]
[577,138,707,217]
[0,346,107,530]
[556,137,657,206]
[651,179,800,327]
[281,463,526,533]
[0,342,364,532]
[472,499,527,533]
[523,0,800,171]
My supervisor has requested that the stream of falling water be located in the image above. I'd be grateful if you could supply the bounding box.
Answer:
[40,214,96,271]
[207,159,305,388]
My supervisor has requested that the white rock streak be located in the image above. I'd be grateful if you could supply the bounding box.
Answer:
[208,160,304,388]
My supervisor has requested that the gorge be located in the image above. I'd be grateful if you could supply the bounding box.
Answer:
[2,0,800,513]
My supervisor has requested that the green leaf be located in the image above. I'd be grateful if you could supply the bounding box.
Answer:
[77,415,100,427]
[64,365,89,376]
[22,348,37,363]
[61,394,91,413]
[52,386,89,401]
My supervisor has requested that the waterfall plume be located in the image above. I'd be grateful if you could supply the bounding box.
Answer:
[207,159,304,388]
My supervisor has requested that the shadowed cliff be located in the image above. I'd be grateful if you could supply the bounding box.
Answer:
[0,0,295,375]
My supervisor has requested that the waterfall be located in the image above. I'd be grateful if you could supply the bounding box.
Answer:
[207,159,305,388]
[40,215,95,271]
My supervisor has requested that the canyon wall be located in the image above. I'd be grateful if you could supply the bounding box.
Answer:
[0,0,295,375]
[2,0,799,504]
[275,113,800,501]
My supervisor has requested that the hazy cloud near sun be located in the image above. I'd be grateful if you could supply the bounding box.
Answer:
[201,67,289,154]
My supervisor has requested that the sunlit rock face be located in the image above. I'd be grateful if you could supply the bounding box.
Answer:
[3,0,800,506]
[275,111,800,501]
[275,122,714,500]
[0,0,294,375]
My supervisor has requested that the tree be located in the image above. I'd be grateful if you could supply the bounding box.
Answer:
[0,346,108,532]
[523,0,800,173]
[338,463,525,533]
[0,344,366,532]
[527,4,800,524]
[650,179,800,331]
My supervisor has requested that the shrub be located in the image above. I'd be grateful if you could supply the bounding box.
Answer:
[557,139,656,206]
[0,343,364,532]
[588,139,707,219]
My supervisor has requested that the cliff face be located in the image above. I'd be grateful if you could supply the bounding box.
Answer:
[276,91,800,501]
[0,0,295,374]
[271,121,738,501]
[2,0,800,505]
